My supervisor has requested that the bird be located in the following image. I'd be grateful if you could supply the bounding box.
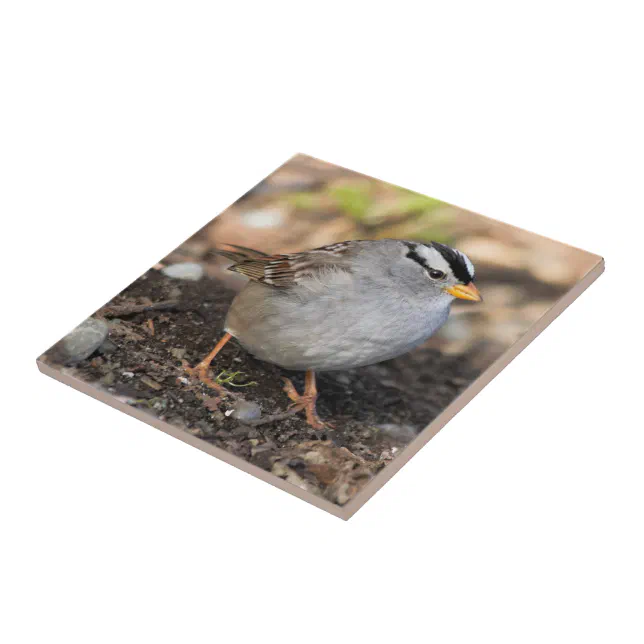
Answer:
[188,238,482,428]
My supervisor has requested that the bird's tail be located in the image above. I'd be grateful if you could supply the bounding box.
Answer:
[211,243,269,265]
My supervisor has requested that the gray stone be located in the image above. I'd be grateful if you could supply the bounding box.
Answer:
[97,338,118,355]
[376,423,418,442]
[161,262,204,281]
[230,400,262,422]
[61,318,109,364]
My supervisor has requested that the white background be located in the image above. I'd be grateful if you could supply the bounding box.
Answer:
[1,2,642,643]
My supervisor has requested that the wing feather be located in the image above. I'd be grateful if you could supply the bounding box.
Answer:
[213,241,355,287]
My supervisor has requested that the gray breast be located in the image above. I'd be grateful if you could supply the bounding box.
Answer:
[224,276,452,372]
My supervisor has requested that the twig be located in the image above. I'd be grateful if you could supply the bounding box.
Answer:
[243,406,304,427]
[100,300,181,318]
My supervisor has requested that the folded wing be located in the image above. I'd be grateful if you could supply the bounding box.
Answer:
[215,242,355,287]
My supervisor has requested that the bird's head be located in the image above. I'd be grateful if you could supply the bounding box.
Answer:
[402,241,482,302]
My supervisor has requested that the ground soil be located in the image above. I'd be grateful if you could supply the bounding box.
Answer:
[42,269,479,506]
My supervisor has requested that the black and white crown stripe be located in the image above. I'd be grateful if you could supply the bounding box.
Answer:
[404,241,475,284]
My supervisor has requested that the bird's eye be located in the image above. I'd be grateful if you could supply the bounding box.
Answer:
[428,269,446,280]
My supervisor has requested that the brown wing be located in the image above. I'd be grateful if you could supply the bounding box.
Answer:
[213,243,270,261]
[215,241,355,287]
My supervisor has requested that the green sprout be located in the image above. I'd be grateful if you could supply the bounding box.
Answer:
[214,370,258,388]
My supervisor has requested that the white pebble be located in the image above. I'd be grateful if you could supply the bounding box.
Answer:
[240,207,284,229]
[161,262,204,281]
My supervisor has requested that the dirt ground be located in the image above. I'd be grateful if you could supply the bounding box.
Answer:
[42,268,480,507]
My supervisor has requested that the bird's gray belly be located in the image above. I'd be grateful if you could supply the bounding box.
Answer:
[224,282,450,372]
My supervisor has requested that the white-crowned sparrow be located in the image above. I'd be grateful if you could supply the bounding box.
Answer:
[189,239,481,428]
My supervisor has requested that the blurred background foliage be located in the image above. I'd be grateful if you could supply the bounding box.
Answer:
[169,154,598,368]
[287,181,450,243]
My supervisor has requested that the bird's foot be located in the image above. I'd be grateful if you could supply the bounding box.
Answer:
[184,359,238,400]
[282,377,334,430]
[181,333,238,400]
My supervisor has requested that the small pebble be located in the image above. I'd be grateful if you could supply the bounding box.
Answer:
[168,286,183,298]
[59,318,109,364]
[161,262,204,281]
[240,207,285,229]
[140,375,162,390]
[170,348,187,361]
[333,373,351,385]
[97,338,118,355]
[230,400,262,422]
[376,423,418,441]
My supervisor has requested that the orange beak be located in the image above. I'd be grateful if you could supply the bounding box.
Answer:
[444,282,483,302]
